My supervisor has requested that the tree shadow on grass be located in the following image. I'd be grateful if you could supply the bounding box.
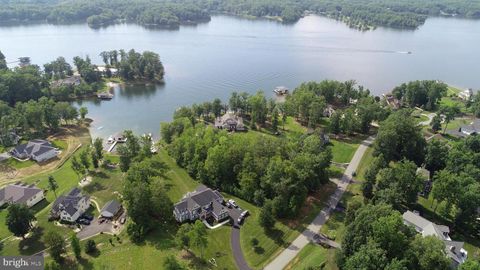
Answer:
[145,222,177,250]
[19,227,45,255]
[78,257,94,270]
[254,246,265,254]
[83,182,106,193]
[265,228,285,247]
[90,171,109,179]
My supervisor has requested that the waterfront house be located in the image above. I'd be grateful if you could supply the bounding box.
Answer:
[0,182,44,208]
[403,211,468,267]
[274,86,289,95]
[51,75,81,88]
[51,188,90,222]
[214,111,245,132]
[100,199,123,219]
[10,139,58,162]
[458,88,473,101]
[459,119,479,136]
[173,186,229,223]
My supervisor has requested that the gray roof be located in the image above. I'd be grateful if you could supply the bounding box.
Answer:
[11,139,56,158]
[174,186,224,213]
[0,182,42,204]
[403,211,466,263]
[459,119,480,135]
[214,112,244,129]
[100,200,122,217]
[52,188,89,216]
[51,75,81,88]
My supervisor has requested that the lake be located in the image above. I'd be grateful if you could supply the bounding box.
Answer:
[1,15,479,138]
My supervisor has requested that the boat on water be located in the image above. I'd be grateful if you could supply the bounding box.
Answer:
[97,92,114,100]
[273,86,289,95]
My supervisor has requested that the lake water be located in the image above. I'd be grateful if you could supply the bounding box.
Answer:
[1,15,479,138]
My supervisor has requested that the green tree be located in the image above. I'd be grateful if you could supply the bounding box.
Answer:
[259,200,275,230]
[430,114,442,133]
[440,105,460,134]
[48,175,59,198]
[271,107,279,132]
[44,230,66,263]
[164,255,184,270]
[344,241,389,270]
[71,156,83,180]
[79,149,91,174]
[374,159,423,207]
[190,220,208,258]
[79,106,88,119]
[5,204,36,239]
[85,239,97,254]
[459,260,480,270]
[70,233,82,259]
[91,150,99,169]
[175,223,192,251]
[329,111,341,134]
[406,235,450,270]
[373,110,426,166]
[0,50,7,70]
[424,140,448,177]
[93,137,104,160]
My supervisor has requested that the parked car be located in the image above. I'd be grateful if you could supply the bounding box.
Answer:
[237,217,243,224]
[77,219,90,225]
[228,199,238,208]
[240,210,249,218]
[81,214,94,221]
[120,217,126,224]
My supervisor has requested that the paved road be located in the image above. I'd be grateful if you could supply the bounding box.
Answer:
[264,136,375,270]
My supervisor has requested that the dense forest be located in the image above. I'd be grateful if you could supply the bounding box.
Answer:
[0,0,479,30]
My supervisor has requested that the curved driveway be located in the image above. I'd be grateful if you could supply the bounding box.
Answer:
[231,226,252,270]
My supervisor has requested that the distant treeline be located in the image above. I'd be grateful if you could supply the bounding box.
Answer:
[0,0,479,30]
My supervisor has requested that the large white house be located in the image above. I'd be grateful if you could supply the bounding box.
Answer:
[10,139,58,162]
[403,211,468,267]
[0,182,44,208]
[51,188,90,222]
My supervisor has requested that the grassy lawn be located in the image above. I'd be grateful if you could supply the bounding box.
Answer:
[354,146,374,181]
[52,139,68,150]
[2,158,36,169]
[329,139,360,164]
[442,117,472,131]
[285,243,327,270]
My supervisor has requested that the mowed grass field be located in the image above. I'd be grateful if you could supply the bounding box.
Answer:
[285,243,338,270]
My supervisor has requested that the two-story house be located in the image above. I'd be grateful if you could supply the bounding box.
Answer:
[174,186,229,223]
[51,188,90,222]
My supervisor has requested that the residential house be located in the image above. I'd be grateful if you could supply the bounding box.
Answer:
[0,182,44,208]
[173,186,229,223]
[384,94,402,110]
[273,86,289,95]
[403,211,468,267]
[100,199,123,219]
[323,105,335,118]
[51,75,81,88]
[96,66,118,76]
[51,188,90,222]
[214,111,245,132]
[10,139,58,162]
[458,88,473,101]
[459,119,479,136]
